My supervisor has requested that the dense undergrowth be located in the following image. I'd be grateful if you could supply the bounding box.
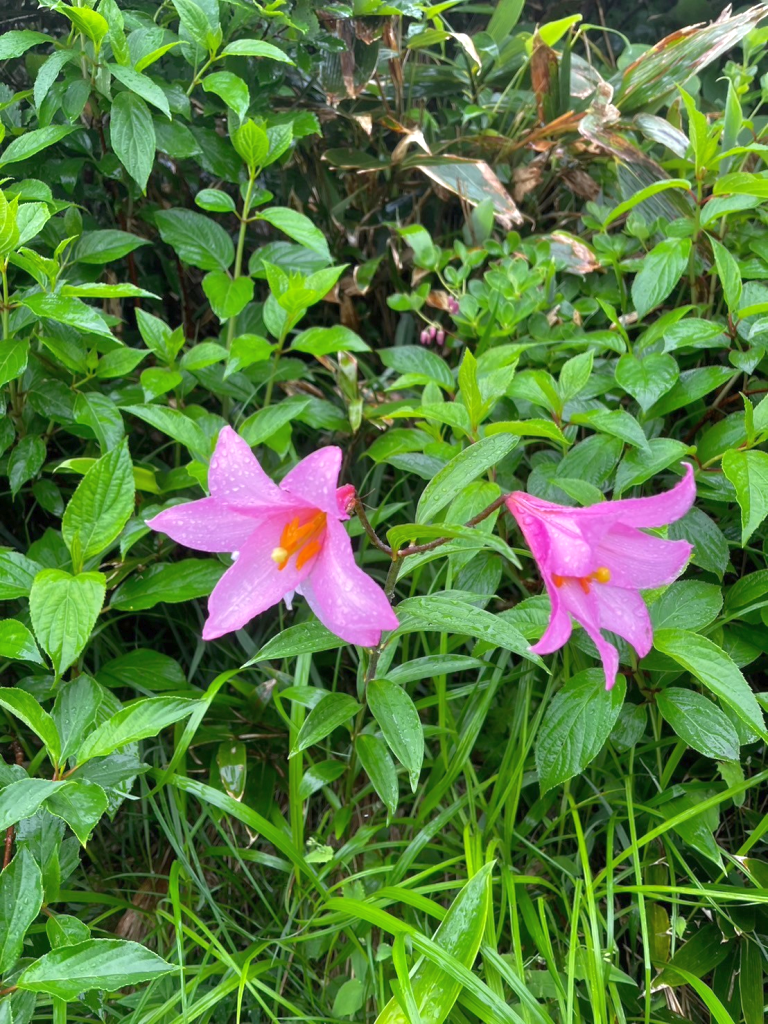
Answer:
[0,1,767,1023]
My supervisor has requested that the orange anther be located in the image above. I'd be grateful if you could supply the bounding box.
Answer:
[296,539,322,570]
[579,577,591,594]
[553,574,564,588]
[272,511,327,572]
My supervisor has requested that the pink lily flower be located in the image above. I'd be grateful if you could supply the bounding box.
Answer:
[147,427,399,646]
[505,464,696,690]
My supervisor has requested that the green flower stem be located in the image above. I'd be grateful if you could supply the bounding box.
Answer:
[226,170,256,352]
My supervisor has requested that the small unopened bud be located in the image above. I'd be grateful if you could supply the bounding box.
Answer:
[436,330,445,346]
[419,329,429,345]
[429,326,437,340]
[448,297,460,315]
[336,483,356,518]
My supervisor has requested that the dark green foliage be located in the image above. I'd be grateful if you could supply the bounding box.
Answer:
[0,2,766,1023]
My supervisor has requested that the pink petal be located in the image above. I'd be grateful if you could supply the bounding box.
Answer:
[530,573,572,655]
[595,525,692,589]
[592,584,653,658]
[583,462,696,528]
[280,447,343,517]
[557,580,620,691]
[209,427,296,512]
[202,514,314,639]
[507,494,593,577]
[300,517,398,647]
[147,499,263,553]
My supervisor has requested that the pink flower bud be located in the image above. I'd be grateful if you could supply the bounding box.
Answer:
[429,326,437,340]
[420,329,429,345]
[436,330,445,346]
[448,298,460,315]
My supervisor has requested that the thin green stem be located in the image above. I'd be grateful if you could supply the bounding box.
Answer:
[53,997,67,1024]
[226,172,256,352]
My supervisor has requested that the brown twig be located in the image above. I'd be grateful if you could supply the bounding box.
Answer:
[2,827,13,869]
[353,493,509,560]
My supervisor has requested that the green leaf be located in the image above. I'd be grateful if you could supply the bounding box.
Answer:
[656,925,731,988]
[156,208,234,271]
[17,939,174,1000]
[0,552,42,600]
[0,126,75,166]
[669,507,729,578]
[631,238,691,320]
[219,39,293,62]
[0,779,67,832]
[649,580,722,632]
[226,333,274,375]
[380,346,454,392]
[231,120,268,168]
[121,404,209,456]
[0,30,50,60]
[45,780,108,845]
[291,326,369,356]
[74,229,148,265]
[0,687,59,762]
[653,629,766,738]
[613,440,692,496]
[180,342,227,371]
[375,863,493,1024]
[76,696,199,763]
[141,367,183,401]
[109,91,155,192]
[202,271,254,321]
[291,693,362,755]
[47,914,90,949]
[722,449,768,546]
[195,188,236,213]
[536,670,626,793]
[173,0,211,48]
[245,620,344,664]
[60,6,109,45]
[367,679,424,791]
[647,365,734,418]
[29,570,106,678]
[416,435,517,523]
[216,741,247,800]
[333,979,365,1019]
[457,349,483,429]
[0,338,29,388]
[603,178,693,228]
[571,408,650,451]
[740,941,763,1024]
[485,418,569,446]
[8,436,46,497]
[21,292,114,340]
[709,235,742,314]
[110,560,224,611]
[297,760,346,800]
[656,688,740,761]
[203,71,250,121]
[355,735,399,819]
[396,596,542,667]
[53,675,103,764]
[0,619,44,666]
[256,207,331,261]
[62,441,135,572]
[559,350,593,402]
[109,64,170,118]
[614,352,679,412]
[0,848,43,974]
[238,400,310,447]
